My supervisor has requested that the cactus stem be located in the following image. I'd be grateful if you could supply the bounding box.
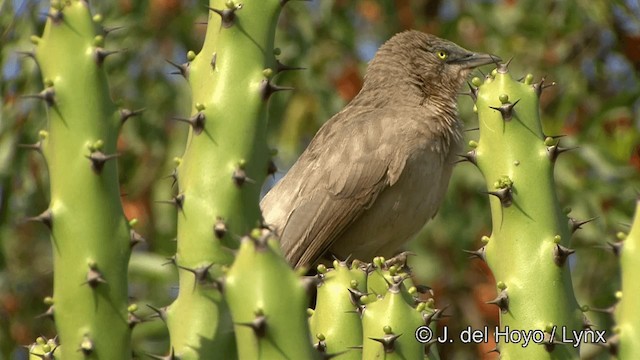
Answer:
[207,3,243,29]
[486,290,509,313]
[553,244,575,267]
[568,216,597,233]
[129,229,145,248]
[23,88,56,107]
[369,333,402,353]
[165,59,189,78]
[259,79,294,101]
[26,209,53,229]
[486,188,513,207]
[120,108,145,124]
[275,59,305,74]
[95,48,124,66]
[489,99,520,122]
[146,304,169,323]
[236,314,267,338]
[214,218,228,239]
[86,151,119,174]
[463,246,486,261]
[171,113,206,135]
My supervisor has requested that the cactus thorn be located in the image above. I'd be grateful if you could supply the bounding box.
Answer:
[146,304,168,323]
[162,255,177,267]
[236,314,267,338]
[497,57,513,73]
[260,79,294,101]
[102,25,125,36]
[232,168,255,187]
[369,333,402,353]
[569,216,598,233]
[532,76,556,97]
[547,143,576,162]
[86,151,119,174]
[146,347,179,360]
[423,306,449,325]
[172,112,206,135]
[275,59,305,74]
[157,194,185,210]
[211,52,217,69]
[455,150,477,166]
[130,229,145,248]
[23,88,56,107]
[95,48,125,66]
[553,244,575,266]
[463,246,486,261]
[177,263,215,286]
[207,3,243,29]
[486,290,509,313]
[486,188,513,207]
[165,59,189,78]
[607,241,623,257]
[85,266,107,288]
[35,305,55,320]
[79,335,94,355]
[214,218,228,239]
[16,50,36,61]
[26,209,53,229]
[465,81,479,102]
[18,141,43,153]
[120,108,145,124]
[489,99,520,121]
[128,311,143,329]
[44,9,64,24]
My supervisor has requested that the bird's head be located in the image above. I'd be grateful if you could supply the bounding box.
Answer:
[359,30,499,106]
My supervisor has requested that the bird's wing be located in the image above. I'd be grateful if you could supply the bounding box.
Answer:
[260,106,410,268]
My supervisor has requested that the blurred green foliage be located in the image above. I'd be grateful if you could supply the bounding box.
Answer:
[1,0,639,359]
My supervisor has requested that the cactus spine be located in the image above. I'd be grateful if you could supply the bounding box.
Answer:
[614,199,640,357]
[28,1,132,358]
[470,66,583,358]
[163,0,289,357]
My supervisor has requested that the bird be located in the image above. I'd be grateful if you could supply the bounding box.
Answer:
[261,30,499,269]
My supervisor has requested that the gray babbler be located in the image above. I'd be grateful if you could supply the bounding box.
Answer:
[261,30,499,269]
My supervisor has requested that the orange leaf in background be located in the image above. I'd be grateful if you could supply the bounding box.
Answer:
[333,61,363,102]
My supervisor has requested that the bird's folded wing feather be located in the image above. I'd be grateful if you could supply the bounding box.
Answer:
[260,107,410,268]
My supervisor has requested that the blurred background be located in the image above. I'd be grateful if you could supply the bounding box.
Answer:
[1,0,639,359]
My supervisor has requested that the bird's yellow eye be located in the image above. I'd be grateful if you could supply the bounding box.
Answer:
[437,51,448,60]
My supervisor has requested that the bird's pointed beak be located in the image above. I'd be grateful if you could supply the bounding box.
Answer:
[448,52,501,69]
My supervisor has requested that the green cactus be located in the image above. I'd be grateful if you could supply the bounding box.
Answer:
[26,1,133,358]
[468,66,583,358]
[162,0,292,357]
[614,199,640,357]
[224,229,317,359]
